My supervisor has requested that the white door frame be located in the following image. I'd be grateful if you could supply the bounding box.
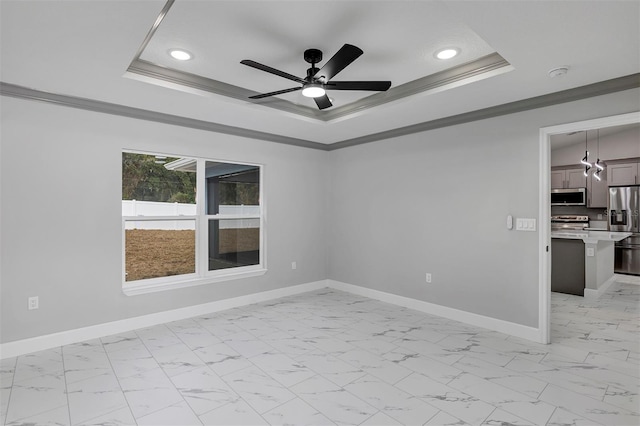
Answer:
[538,111,640,344]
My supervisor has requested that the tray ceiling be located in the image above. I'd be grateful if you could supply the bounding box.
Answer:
[128,0,511,120]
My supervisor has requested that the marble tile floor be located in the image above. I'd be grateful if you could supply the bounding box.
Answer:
[1,276,639,426]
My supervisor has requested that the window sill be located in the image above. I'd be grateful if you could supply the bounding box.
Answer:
[122,268,267,296]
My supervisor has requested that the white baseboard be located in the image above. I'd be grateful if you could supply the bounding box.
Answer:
[326,280,544,343]
[0,280,327,359]
[1,278,546,359]
[584,274,617,300]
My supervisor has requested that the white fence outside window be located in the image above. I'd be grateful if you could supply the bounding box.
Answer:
[122,200,259,230]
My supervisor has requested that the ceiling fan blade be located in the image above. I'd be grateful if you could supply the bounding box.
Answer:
[325,81,392,91]
[313,44,363,83]
[241,60,306,84]
[314,94,333,110]
[249,87,301,99]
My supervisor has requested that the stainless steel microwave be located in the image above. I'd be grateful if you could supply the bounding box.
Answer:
[551,188,586,206]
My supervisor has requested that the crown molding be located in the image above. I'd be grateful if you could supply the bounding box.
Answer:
[2,73,639,151]
[329,73,640,150]
[0,82,328,151]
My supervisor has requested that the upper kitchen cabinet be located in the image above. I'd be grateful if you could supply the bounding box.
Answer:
[550,170,565,189]
[551,168,586,189]
[608,162,639,185]
[587,169,608,208]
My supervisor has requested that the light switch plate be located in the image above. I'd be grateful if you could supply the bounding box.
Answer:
[586,248,595,257]
[516,218,537,232]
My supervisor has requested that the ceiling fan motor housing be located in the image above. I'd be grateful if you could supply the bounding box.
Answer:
[304,49,323,81]
[304,49,323,65]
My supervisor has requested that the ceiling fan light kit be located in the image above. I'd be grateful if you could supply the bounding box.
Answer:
[241,44,391,110]
[301,83,325,98]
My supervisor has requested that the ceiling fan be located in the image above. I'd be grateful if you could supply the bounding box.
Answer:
[240,44,391,110]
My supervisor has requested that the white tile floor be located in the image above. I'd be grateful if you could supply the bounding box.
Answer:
[1,276,639,426]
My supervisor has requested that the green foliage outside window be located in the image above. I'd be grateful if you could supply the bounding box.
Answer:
[122,152,197,203]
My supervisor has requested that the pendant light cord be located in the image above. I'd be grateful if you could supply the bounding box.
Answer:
[581,130,591,177]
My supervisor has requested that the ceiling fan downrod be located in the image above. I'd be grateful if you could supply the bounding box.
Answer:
[304,48,323,82]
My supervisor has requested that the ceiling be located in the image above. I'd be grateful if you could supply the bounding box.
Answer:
[551,122,640,150]
[1,0,639,147]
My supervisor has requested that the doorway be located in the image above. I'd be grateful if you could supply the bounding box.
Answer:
[538,111,640,344]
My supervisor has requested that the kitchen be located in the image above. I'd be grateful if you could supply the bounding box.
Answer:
[550,122,639,297]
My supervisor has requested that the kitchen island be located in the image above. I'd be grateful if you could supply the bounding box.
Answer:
[551,230,632,298]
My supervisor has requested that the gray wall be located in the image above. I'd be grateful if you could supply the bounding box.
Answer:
[326,89,640,328]
[1,88,639,342]
[0,97,328,343]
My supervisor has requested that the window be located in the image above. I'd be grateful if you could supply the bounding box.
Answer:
[122,152,264,294]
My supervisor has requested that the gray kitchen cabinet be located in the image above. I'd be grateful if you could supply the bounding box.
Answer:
[608,162,639,185]
[551,168,586,189]
[550,170,565,189]
[551,239,585,296]
[587,169,608,208]
[567,169,587,188]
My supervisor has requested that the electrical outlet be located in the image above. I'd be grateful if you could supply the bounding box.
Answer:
[426,273,432,283]
[291,261,297,270]
[28,296,39,310]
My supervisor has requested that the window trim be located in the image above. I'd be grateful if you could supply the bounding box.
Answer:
[122,151,266,295]
[121,268,268,296]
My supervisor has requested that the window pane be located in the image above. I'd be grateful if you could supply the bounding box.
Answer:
[125,220,196,281]
[122,153,196,213]
[205,162,259,214]
[208,219,260,270]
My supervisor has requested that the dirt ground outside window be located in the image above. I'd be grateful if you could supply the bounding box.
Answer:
[125,228,259,281]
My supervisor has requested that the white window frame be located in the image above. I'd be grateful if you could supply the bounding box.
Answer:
[122,151,266,296]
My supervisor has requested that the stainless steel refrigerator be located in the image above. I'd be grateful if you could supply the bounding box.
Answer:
[609,185,640,275]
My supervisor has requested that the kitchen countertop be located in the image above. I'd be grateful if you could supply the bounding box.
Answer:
[551,230,632,243]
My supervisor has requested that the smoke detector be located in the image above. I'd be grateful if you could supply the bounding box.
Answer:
[548,66,569,78]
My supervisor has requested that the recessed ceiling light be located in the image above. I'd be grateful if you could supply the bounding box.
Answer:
[168,49,193,61]
[435,48,459,60]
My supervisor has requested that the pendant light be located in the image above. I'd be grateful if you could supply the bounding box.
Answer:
[594,129,604,181]
[581,130,591,177]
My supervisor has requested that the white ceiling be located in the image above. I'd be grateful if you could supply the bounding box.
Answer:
[1,0,639,146]
[550,122,640,150]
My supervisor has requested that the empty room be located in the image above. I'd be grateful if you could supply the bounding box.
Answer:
[1,1,639,425]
